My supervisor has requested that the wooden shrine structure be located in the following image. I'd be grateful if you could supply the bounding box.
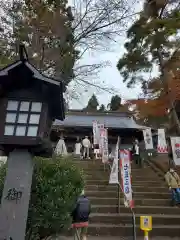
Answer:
[51,110,147,153]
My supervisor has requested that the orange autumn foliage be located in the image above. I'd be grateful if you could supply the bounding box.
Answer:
[127,70,180,120]
[168,70,180,101]
[127,98,168,119]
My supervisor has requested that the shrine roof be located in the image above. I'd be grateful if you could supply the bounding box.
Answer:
[53,110,147,130]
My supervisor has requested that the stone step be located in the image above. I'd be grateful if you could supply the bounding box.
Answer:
[83,167,155,173]
[86,191,170,199]
[59,237,180,240]
[76,163,151,170]
[86,185,168,192]
[85,174,156,180]
[89,197,170,206]
[90,213,180,225]
[91,205,180,215]
[85,171,158,177]
[67,224,180,237]
[83,164,151,169]
[132,180,165,186]
[85,180,166,186]
[85,175,163,181]
[84,170,159,175]
[86,224,180,237]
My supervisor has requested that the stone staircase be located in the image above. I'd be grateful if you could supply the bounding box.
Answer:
[75,160,180,238]
[150,153,180,175]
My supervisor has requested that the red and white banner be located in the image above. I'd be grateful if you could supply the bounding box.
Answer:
[99,128,104,154]
[143,128,153,150]
[92,121,98,145]
[120,149,134,208]
[100,128,109,163]
[109,137,119,184]
[170,137,180,165]
[157,128,168,153]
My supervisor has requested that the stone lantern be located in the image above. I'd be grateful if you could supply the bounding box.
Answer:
[0,45,65,240]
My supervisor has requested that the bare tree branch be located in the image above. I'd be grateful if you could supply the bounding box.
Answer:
[0,0,141,100]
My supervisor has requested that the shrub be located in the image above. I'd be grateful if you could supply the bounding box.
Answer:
[0,156,84,240]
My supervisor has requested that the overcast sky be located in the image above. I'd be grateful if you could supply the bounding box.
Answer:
[70,42,142,109]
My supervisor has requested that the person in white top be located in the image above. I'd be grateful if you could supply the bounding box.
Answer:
[132,139,141,166]
[74,137,82,156]
[82,136,91,159]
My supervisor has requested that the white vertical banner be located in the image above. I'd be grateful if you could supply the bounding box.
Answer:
[93,121,98,145]
[157,129,168,153]
[109,137,119,184]
[143,128,153,150]
[92,121,104,145]
[99,126,105,154]
[99,128,104,154]
[98,124,104,146]
[102,128,109,163]
[170,137,180,165]
[120,149,133,208]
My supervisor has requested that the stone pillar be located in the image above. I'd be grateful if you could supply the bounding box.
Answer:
[0,149,34,240]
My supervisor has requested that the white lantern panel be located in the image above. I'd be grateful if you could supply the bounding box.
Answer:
[31,102,42,112]
[29,114,40,124]
[20,101,30,111]
[15,126,26,136]
[6,113,16,123]
[7,101,19,111]
[4,125,14,136]
[17,113,28,124]
[27,126,38,137]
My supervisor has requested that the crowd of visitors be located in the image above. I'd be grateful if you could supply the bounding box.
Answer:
[75,136,91,159]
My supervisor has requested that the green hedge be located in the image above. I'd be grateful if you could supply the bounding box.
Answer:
[0,156,84,240]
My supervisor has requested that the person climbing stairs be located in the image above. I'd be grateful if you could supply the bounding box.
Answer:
[74,160,180,238]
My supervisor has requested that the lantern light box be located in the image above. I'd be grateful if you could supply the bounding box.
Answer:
[0,45,65,152]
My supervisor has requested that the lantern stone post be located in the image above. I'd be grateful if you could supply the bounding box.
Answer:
[0,45,65,240]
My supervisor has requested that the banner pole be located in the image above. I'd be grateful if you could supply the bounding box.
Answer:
[132,211,137,240]
[144,231,149,240]
[118,183,120,213]
[118,136,121,214]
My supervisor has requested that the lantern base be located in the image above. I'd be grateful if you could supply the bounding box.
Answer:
[2,138,53,158]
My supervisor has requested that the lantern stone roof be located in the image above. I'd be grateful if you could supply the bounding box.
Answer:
[0,60,61,86]
[53,110,148,130]
[0,46,65,121]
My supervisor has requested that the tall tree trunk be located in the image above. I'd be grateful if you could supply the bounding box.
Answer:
[157,49,180,135]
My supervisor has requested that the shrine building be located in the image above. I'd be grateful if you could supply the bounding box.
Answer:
[50,110,147,153]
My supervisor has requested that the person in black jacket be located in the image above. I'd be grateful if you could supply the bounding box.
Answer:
[71,190,91,240]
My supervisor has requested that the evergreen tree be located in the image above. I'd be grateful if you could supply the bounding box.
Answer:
[108,95,122,111]
[99,104,106,112]
[117,0,180,88]
[117,0,180,131]
[86,94,99,111]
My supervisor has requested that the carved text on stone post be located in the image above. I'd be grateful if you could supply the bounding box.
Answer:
[5,188,22,203]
